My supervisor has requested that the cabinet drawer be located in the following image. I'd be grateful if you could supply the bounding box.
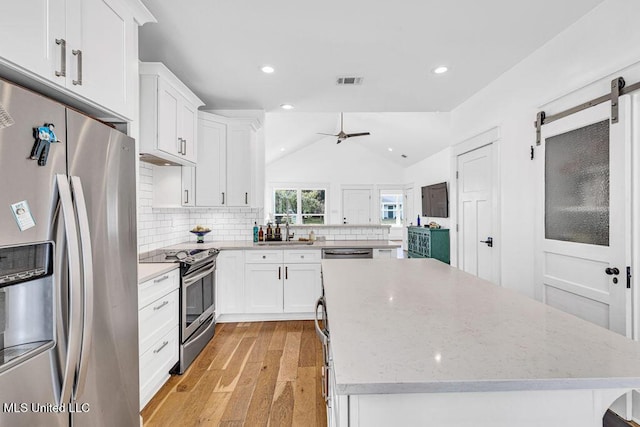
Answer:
[284,250,321,263]
[373,248,395,259]
[139,289,179,354]
[245,250,284,264]
[139,268,180,309]
[139,326,179,410]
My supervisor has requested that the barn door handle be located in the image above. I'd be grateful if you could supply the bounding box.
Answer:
[480,237,493,248]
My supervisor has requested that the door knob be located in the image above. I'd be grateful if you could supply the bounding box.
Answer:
[605,267,620,275]
[480,237,493,248]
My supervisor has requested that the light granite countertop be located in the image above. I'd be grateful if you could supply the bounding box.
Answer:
[161,240,401,251]
[321,258,640,395]
[138,263,178,283]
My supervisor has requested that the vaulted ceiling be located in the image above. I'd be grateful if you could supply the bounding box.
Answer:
[139,0,604,163]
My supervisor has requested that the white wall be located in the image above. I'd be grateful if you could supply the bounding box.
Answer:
[266,137,404,224]
[411,0,640,299]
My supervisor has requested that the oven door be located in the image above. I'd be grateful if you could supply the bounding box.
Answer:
[181,261,215,341]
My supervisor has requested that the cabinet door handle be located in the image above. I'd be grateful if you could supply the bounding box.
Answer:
[153,275,169,283]
[245,192,248,204]
[278,266,281,280]
[55,38,66,77]
[182,138,187,156]
[221,192,225,205]
[72,49,82,85]
[153,340,169,354]
[153,300,169,311]
[177,138,182,154]
[184,189,189,204]
[285,266,288,280]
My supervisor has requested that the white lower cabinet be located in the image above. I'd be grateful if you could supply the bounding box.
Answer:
[217,250,246,315]
[245,263,284,313]
[283,263,322,313]
[138,268,179,410]
[373,248,397,259]
[240,249,322,316]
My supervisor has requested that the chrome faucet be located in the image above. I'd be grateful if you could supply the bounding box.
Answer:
[283,214,294,241]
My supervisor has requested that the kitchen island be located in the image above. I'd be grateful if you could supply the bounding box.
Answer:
[320,258,640,427]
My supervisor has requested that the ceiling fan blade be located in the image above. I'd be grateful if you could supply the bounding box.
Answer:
[317,132,338,136]
[345,132,371,138]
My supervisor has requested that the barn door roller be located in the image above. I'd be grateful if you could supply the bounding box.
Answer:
[533,76,636,146]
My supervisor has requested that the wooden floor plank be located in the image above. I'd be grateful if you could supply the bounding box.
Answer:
[219,361,262,423]
[278,331,302,382]
[268,381,295,426]
[195,391,232,426]
[298,323,317,368]
[268,321,288,351]
[244,349,283,427]
[293,366,317,426]
[249,321,276,363]
[143,321,326,427]
[216,336,256,392]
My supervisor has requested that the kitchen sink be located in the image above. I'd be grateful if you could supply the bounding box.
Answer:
[255,241,314,246]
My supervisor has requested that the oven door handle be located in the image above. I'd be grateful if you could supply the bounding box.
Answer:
[182,264,216,287]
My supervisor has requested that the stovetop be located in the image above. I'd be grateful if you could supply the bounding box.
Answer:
[139,248,220,265]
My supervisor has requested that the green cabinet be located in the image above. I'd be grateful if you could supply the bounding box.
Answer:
[407,227,450,264]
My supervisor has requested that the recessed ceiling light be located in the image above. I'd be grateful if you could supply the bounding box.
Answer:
[280,104,294,110]
[433,66,448,74]
[261,65,275,74]
[164,163,171,166]
[388,148,393,152]
[280,147,286,152]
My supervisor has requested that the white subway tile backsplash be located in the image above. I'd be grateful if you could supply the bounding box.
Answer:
[137,166,262,252]
[137,166,388,252]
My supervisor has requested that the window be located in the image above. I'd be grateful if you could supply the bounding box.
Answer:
[380,192,403,226]
[274,188,326,224]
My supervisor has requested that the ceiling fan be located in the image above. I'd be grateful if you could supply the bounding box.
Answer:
[317,112,370,144]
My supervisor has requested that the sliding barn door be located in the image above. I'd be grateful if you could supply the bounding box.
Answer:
[537,100,631,336]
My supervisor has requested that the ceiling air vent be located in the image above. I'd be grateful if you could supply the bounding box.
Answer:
[336,76,364,85]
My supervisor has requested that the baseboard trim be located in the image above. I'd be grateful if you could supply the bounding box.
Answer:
[217,312,314,323]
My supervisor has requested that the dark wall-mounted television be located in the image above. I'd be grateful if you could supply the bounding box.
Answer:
[421,182,449,218]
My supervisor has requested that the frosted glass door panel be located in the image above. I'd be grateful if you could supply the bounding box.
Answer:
[545,119,609,246]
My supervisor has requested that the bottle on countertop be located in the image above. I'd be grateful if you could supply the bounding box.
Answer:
[275,223,281,241]
[258,226,264,242]
[266,223,273,240]
[309,230,316,241]
[253,222,259,242]
[416,215,421,227]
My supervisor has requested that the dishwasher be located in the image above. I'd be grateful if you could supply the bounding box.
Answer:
[321,248,373,259]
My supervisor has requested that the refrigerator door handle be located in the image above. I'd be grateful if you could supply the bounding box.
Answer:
[55,174,83,406]
[70,176,94,399]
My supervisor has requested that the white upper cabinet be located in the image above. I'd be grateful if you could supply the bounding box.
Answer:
[196,115,227,206]
[0,0,153,120]
[140,62,204,166]
[226,124,253,206]
[196,111,261,207]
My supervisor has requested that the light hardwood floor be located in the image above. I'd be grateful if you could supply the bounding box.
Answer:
[141,321,327,427]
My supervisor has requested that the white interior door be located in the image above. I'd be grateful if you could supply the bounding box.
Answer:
[342,188,371,224]
[457,144,496,282]
[403,187,414,250]
[537,101,630,336]
[537,99,632,419]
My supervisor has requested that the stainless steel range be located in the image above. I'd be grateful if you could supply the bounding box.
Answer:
[140,248,219,374]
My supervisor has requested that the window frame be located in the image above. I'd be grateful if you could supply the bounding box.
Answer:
[272,184,328,225]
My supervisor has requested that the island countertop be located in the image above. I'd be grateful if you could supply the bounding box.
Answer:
[321,258,640,396]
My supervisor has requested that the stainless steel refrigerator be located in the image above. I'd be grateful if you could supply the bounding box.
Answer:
[0,78,139,426]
